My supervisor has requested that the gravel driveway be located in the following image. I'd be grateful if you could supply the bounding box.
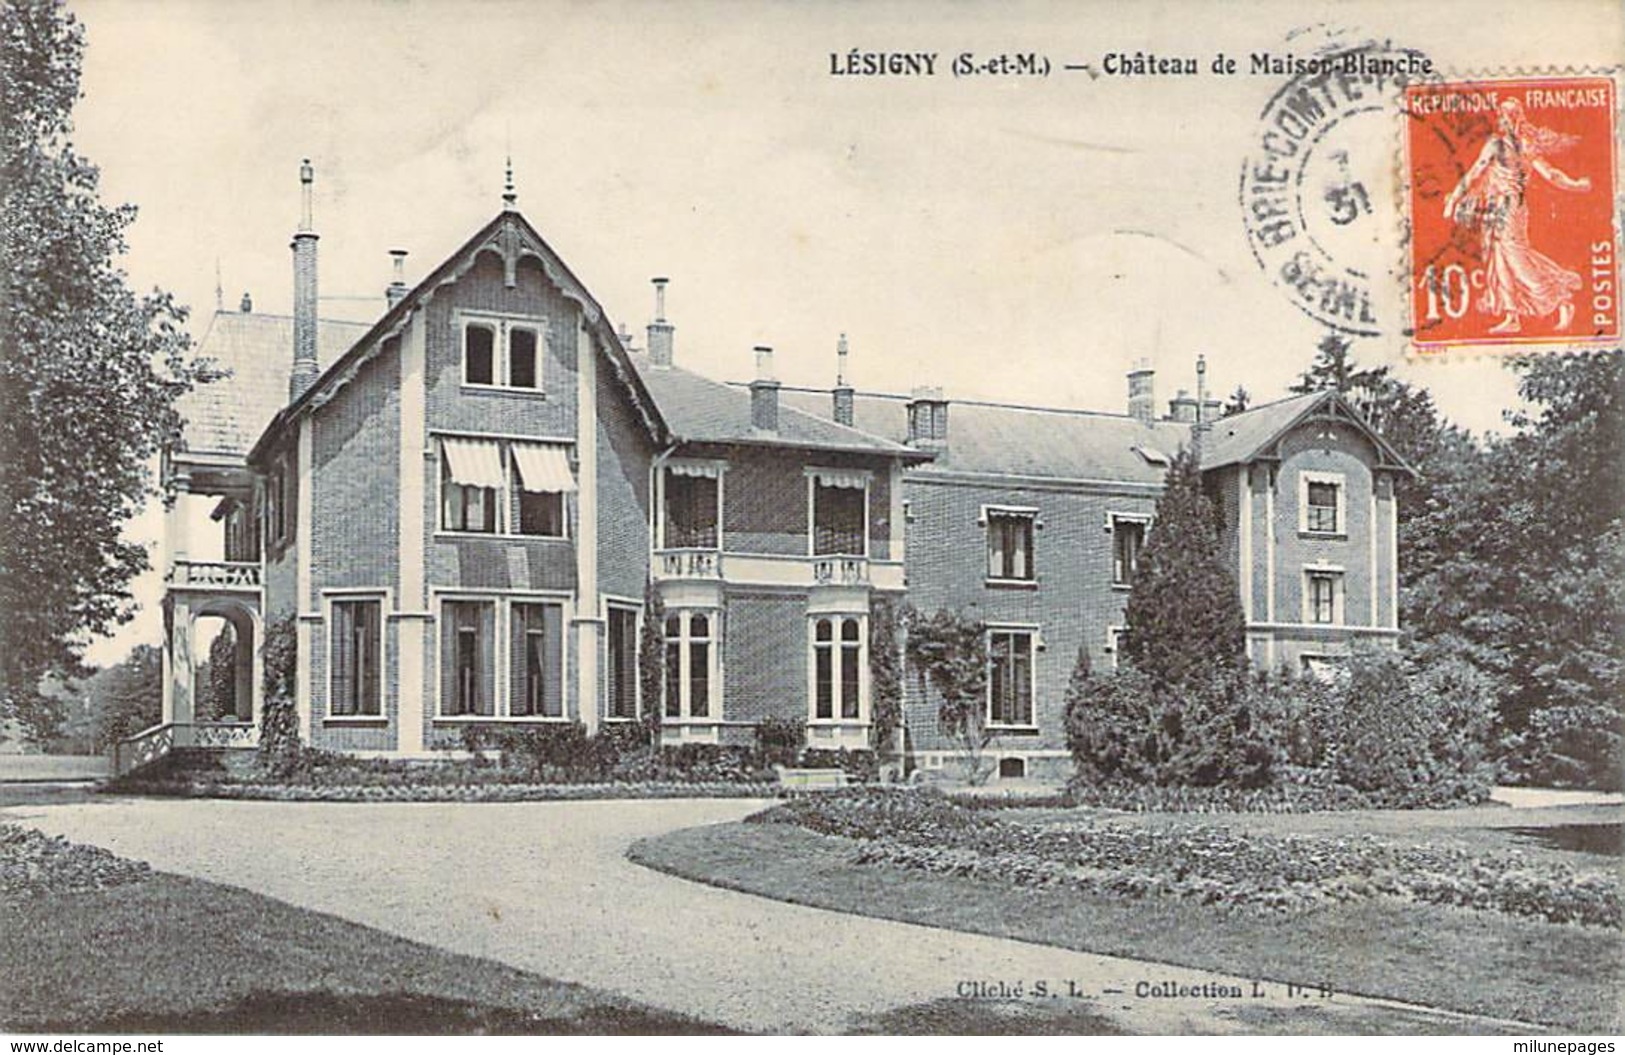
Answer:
[6,798,1541,1034]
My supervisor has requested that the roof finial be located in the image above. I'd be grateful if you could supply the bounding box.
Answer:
[836,332,849,385]
[214,258,223,312]
[502,155,517,210]
[298,158,315,232]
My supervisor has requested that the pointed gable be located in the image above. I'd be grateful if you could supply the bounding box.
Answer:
[249,209,668,464]
[1201,390,1417,476]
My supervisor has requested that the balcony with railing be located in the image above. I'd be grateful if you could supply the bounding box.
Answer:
[656,548,723,581]
[652,549,901,591]
[166,560,263,592]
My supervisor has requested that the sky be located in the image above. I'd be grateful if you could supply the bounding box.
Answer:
[66,0,1622,666]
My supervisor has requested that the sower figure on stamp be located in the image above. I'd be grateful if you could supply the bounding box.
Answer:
[1443,98,1592,334]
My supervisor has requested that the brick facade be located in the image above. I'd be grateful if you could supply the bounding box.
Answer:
[173,197,1406,778]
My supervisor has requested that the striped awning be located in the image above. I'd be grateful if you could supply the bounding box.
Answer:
[441,438,505,489]
[810,467,870,490]
[668,460,723,478]
[512,442,576,493]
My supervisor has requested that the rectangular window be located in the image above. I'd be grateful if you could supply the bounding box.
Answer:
[986,511,1035,581]
[444,480,496,533]
[1105,626,1127,672]
[266,462,293,545]
[464,323,496,386]
[461,315,546,392]
[518,491,564,537]
[988,630,1035,727]
[1112,517,1146,585]
[329,599,381,717]
[511,602,563,717]
[663,610,715,720]
[441,600,495,715]
[663,471,719,549]
[607,606,639,720]
[813,483,866,556]
[1307,572,1340,624]
[440,438,503,534]
[508,327,538,389]
[1307,481,1339,533]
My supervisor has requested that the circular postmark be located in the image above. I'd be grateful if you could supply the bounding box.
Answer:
[1240,41,1434,336]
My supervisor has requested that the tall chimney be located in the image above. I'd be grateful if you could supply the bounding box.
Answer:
[832,333,855,427]
[750,346,780,432]
[906,386,948,450]
[1168,389,1199,423]
[646,277,674,366]
[385,249,409,307]
[1127,359,1155,424]
[289,159,320,400]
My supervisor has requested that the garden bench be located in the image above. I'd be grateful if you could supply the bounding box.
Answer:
[775,766,849,790]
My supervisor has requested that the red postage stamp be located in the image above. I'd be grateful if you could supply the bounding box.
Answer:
[1404,75,1619,352]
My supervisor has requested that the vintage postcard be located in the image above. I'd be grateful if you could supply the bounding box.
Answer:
[1,0,1620,1044]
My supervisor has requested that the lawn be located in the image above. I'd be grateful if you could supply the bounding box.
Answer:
[1,846,728,1034]
[629,817,1624,1033]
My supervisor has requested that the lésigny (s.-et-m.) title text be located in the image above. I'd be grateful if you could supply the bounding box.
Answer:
[827,50,1435,78]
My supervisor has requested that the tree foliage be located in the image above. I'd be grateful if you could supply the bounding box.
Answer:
[1,0,213,741]
[194,623,237,721]
[1412,352,1624,789]
[902,606,991,784]
[1121,448,1246,688]
[84,644,161,751]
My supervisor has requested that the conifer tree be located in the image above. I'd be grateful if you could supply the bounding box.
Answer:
[1121,448,1246,688]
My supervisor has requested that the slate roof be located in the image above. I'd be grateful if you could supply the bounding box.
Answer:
[629,355,929,459]
[778,386,1413,483]
[177,310,372,458]
[778,388,1193,484]
[1199,391,1326,470]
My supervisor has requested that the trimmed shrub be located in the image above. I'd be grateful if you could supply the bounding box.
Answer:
[1065,666,1275,789]
[754,717,804,767]
[800,747,880,783]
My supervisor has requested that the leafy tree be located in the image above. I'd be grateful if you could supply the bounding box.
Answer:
[194,624,237,720]
[1,1,212,742]
[85,644,161,751]
[1121,448,1246,688]
[1221,385,1251,417]
[1399,351,1621,789]
[903,606,991,784]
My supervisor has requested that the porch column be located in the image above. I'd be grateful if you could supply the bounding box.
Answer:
[165,470,193,570]
[167,599,195,726]
[232,619,254,720]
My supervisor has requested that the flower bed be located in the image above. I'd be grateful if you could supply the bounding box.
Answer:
[1,824,152,904]
[752,790,1622,929]
[106,778,778,803]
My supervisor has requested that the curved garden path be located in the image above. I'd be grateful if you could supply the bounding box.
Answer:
[6,797,1543,1034]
